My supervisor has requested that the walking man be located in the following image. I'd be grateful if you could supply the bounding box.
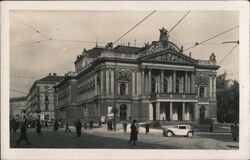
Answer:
[76,119,82,137]
[65,121,71,133]
[36,120,42,136]
[54,121,59,132]
[232,121,239,141]
[129,120,138,146]
[123,121,127,133]
[16,121,30,145]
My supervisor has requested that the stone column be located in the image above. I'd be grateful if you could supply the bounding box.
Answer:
[148,69,152,94]
[149,103,153,120]
[182,102,185,121]
[185,71,188,93]
[106,69,109,95]
[209,76,213,98]
[156,102,160,120]
[110,70,114,94]
[194,103,199,121]
[170,102,173,120]
[181,76,184,93]
[169,75,172,92]
[141,69,145,96]
[173,70,176,93]
[191,73,196,94]
[94,73,97,96]
[132,72,135,96]
[186,104,190,121]
[161,70,164,93]
[137,72,141,95]
[100,70,104,94]
[213,76,216,98]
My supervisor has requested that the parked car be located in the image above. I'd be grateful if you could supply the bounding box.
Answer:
[162,124,194,137]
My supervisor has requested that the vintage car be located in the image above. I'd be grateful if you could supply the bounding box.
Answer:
[162,124,194,137]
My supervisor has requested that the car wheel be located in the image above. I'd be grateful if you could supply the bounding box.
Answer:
[187,131,193,138]
[166,131,172,137]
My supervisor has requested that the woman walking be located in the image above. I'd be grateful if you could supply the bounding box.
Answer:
[129,120,138,146]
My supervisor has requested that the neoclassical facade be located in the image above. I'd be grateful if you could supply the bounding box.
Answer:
[56,28,219,123]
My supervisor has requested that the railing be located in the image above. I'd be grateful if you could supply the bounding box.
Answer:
[197,60,216,65]
[150,92,197,100]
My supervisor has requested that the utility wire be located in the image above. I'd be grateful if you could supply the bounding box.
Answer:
[183,25,239,51]
[218,43,238,65]
[10,39,51,48]
[168,10,191,34]
[10,89,29,94]
[14,17,52,40]
[52,38,107,45]
[114,10,157,44]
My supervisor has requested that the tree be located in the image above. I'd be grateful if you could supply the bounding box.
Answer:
[216,72,239,123]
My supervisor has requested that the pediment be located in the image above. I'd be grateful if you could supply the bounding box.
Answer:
[139,50,197,65]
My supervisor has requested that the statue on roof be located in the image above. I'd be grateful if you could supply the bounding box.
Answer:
[105,42,113,50]
[209,53,216,63]
[159,27,169,48]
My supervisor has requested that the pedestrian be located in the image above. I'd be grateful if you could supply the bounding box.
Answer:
[232,121,239,141]
[98,120,102,128]
[16,121,31,145]
[12,119,19,133]
[209,121,213,132]
[123,121,127,133]
[54,121,59,132]
[89,120,93,130]
[65,121,71,133]
[36,120,42,136]
[76,119,82,137]
[145,123,150,134]
[129,120,138,146]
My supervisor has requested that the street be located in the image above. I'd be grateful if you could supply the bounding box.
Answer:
[10,125,239,149]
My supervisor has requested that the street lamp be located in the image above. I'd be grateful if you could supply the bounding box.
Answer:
[113,57,118,131]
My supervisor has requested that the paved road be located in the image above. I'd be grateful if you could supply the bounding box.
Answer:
[10,126,238,149]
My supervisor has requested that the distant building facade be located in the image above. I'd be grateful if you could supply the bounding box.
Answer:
[54,72,78,123]
[10,96,27,120]
[55,28,220,122]
[26,73,64,122]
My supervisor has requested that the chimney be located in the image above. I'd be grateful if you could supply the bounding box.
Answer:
[128,42,130,47]
[53,73,57,76]
[49,73,51,76]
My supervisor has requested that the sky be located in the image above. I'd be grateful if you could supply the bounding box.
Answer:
[9,10,239,97]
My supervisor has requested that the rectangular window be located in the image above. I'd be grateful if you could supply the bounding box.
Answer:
[44,86,49,92]
[179,126,186,129]
[45,104,49,111]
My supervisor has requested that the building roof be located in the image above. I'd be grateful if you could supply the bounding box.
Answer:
[36,74,64,83]
[113,45,141,54]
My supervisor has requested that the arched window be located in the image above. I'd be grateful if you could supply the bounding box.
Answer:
[200,87,205,97]
[120,83,126,95]
[199,106,206,120]
[176,79,180,93]
[163,78,168,93]
[151,78,156,93]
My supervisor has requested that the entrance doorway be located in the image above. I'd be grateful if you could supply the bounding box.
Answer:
[199,106,206,120]
[120,104,127,121]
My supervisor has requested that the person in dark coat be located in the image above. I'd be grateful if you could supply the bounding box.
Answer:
[54,121,59,132]
[129,120,138,146]
[36,120,42,136]
[89,120,93,130]
[76,119,82,137]
[123,121,127,133]
[12,119,19,133]
[232,122,239,141]
[16,121,30,145]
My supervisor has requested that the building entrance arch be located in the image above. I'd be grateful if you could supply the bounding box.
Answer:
[120,104,127,121]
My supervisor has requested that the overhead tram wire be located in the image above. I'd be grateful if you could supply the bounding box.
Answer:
[10,39,51,48]
[168,10,191,34]
[183,25,239,51]
[14,17,52,40]
[10,89,29,95]
[218,43,238,65]
[113,10,157,44]
[51,38,107,45]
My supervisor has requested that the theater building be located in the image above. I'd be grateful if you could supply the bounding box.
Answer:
[56,28,220,122]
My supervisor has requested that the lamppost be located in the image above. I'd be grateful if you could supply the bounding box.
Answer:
[113,57,118,131]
